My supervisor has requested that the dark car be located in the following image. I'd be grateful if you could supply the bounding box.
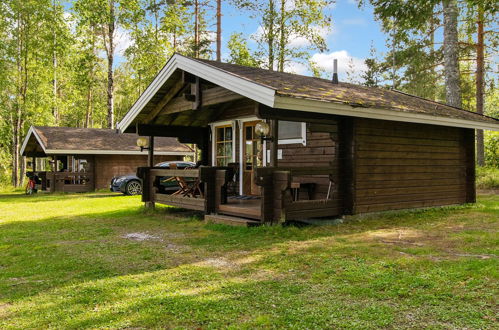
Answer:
[110,161,196,195]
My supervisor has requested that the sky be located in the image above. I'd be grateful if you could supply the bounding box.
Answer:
[65,0,388,81]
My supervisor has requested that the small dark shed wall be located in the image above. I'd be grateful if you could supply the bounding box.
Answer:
[94,154,183,189]
[353,118,474,213]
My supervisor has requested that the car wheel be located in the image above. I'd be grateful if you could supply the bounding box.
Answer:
[125,180,142,196]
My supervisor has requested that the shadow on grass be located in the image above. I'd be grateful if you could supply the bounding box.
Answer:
[0,192,125,203]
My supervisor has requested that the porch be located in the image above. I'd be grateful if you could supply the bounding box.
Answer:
[36,171,95,193]
[138,165,342,225]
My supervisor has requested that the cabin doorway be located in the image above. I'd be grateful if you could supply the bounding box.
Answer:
[242,121,263,195]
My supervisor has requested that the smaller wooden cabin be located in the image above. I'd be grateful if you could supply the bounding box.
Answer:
[20,126,193,193]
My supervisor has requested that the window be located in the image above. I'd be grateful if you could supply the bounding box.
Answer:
[215,125,233,166]
[278,121,306,145]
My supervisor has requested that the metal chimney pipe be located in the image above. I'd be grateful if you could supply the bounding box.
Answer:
[332,59,339,84]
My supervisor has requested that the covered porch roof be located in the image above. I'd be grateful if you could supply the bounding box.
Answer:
[118,53,499,133]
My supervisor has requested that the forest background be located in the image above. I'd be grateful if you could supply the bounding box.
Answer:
[0,0,497,187]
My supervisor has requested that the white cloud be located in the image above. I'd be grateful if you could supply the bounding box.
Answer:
[284,61,308,74]
[310,50,366,81]
[115,28,133,56]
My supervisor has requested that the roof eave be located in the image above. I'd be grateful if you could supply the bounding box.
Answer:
[274,96,499,131]
[43,149,195,156]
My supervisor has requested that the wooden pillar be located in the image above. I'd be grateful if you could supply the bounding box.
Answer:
[463,128,476,203]
[338,117,356,215]
[148,136,155,168]
[145,137,155,208]
[32,156,36,172]
[269,119,278,167]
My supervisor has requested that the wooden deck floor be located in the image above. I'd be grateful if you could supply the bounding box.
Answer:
[218,198,261,220]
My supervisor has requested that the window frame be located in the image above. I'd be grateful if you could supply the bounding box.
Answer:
[278,121,307,146]
[210,120,236,166]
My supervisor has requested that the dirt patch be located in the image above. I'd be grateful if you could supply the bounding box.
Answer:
[198,257,236,269]
[122,233,160,241]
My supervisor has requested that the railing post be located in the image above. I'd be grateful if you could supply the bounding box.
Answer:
[214,169,228,213]
[137,167,155,208]
[255,167,274,224]
[200,167,217,213]
[272,171,292,224]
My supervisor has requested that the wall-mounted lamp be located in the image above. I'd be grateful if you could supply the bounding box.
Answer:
[255,121,273,143]
[136,137,149,152]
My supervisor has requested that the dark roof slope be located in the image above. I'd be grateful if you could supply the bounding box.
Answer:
[33,126,192,153]
[193,57,498,125]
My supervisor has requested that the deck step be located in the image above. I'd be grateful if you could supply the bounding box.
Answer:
[204,214,261,227]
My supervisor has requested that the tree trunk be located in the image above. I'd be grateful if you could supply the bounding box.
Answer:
[194,0,199,58]
[268,0,275,71]
[52,0,58,124]
[216,0,221,61]
[11,116,19,187]
[278,0,285,72]
[476,4,485,166]
[442,0,462,108]
[106,0,115,129]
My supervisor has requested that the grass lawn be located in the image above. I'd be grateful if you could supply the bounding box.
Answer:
[0,191,497,329]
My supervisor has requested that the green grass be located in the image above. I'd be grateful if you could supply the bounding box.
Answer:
[477,166,499,190]
[0,191,498,329]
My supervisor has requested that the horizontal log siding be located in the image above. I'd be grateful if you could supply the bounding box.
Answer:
[354,119,467,213]
[278,122,339,202]
[94,154,182,189]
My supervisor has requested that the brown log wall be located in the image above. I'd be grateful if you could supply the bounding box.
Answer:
[94,154,182,189]
[278,122,339,201]
[353,118,471,213]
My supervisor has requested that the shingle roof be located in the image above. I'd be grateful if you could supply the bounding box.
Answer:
[28,126,192,154]
[192,57,498,125]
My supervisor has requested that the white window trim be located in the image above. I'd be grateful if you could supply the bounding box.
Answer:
[278,122,307,146]
[210,120,236,166]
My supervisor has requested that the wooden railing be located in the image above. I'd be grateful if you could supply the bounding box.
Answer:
[138,166,234,213]
[255,166,340,224]
[44,171,94,193]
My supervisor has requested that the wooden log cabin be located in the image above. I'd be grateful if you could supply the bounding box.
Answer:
[20,126,193,193]
[117,54,499,226]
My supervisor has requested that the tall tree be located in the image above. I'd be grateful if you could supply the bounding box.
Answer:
[216,0,222,61]
[442,0,462,107]
[249,0,332,72]
[74,0,142,129]
[227,32,259,66]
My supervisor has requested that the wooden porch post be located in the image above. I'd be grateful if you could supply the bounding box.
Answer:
[146,136,155,208]
[32,156,36,172]
[148,136,155,168]
[269,119,278,167]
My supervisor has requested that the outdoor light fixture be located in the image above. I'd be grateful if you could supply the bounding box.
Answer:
[255,121,273,143]
[136,137,149,151]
